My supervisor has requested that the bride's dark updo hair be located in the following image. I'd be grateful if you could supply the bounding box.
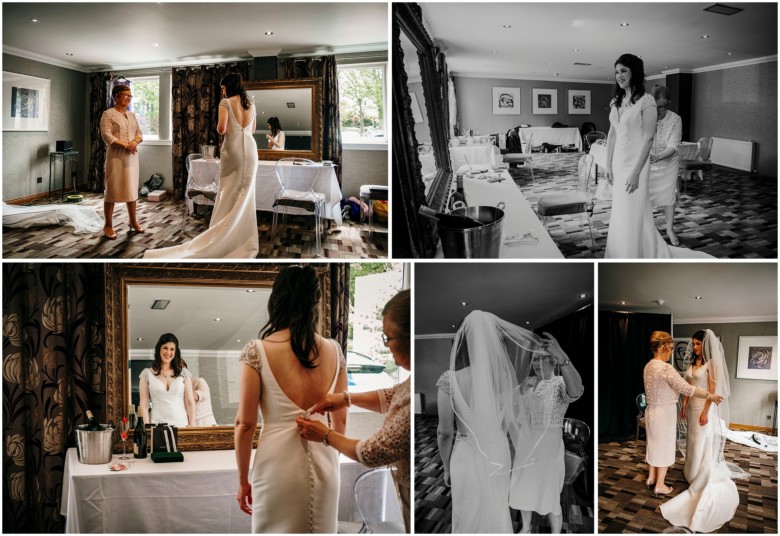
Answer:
[220,72,251,110]
[260,265,322,368]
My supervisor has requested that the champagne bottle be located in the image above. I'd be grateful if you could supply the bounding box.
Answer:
[133,418,147,459]
[128,404,137,430]
[448,173,468,211]
[85,410,103,431]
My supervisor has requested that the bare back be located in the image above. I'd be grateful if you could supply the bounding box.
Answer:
[228,95,255,130]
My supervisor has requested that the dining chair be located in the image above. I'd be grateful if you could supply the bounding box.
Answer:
[584,131,607,151]
[359,184,388,233]
[272,157,325,255]
[678,136,713,194]
[635,392,647,442]
[536,153,595,248]
[338,467,405,533]
[562,418,590,526]
[503,133,535,187]
[181,153,219,232]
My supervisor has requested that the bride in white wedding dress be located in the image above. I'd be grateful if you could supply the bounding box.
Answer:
[603,53,712,259]
[660,329,740,532]
[144,73,259,259]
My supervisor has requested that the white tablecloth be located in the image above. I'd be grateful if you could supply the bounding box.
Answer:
[435,171,563,258]
[188,159,343,225]
[448,144,501,170]
[60,448,384,533]
[518,127,582,151]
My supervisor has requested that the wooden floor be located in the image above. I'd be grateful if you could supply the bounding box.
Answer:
[2,193,388,259]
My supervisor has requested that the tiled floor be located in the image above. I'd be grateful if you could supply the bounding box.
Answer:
[2,193,388,259]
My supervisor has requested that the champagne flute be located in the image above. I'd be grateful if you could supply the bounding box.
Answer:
[119,417,130,460]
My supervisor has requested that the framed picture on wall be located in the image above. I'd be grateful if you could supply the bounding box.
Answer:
[568,89,591,114]
[532,88,557,114]
[672,338,689,376]
[492,86,520,115]
[736,336,777,380]
[409,92,424,124]
[3,72,50,131]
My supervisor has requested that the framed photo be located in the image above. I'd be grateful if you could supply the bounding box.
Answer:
[492,86,520,115]
[3,72,50,131]
[568,89,591,114]
[736,336,777,380]
[532,88,557,115]
[672,338,690,375]
[409,92,424,124]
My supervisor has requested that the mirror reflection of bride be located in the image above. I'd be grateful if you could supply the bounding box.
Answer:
[138,333,196,427]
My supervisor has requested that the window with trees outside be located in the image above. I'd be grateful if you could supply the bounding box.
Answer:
[338,64,386,144]
[130,76,161,140]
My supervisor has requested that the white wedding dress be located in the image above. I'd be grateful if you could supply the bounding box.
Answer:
[660,362,739,532]
[144,98,259,259]
[604,93,712,259]
[239,339,344,533]
[140,368,191,427]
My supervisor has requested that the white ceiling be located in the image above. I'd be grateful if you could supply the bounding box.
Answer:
[418,2,777,83]
[415,263,593,335]
[3,3,388,72]
[599,263,778,323]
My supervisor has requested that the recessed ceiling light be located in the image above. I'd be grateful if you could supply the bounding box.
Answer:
[727,52,733,56]
[451,324,456,328]
[572,48,579,52]
[694,296,703,300]
[246,289,256,293]
[664,65,669,69]
[236,339,241,343]
[214,317,222,321]
[460,301,468,306]
[525,321,531,325]
[502,24,512,28]
[137,337,144,341]
[30,18,40,23]
[701,35,711,39]
[554,73,560,77]
[66,52,74,56]
[620,22,629,27]
[265,31,274,36]
[152,43,160,47]
[492,50,498,54]
[579,293,587,299]
[620,300,627,305]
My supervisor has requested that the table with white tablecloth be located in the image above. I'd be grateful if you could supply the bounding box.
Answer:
[60,448,391,533]
[448,144,502,170]
[518,127,582,151]
[435,170,563,259]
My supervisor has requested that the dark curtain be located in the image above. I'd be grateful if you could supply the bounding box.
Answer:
[536,304,594,508]
[171,62,251,200]
[329,264,350,355]
[87,72,113,192]
[284,55,342,184]
[2,264,106,533]
[598,310,672,442]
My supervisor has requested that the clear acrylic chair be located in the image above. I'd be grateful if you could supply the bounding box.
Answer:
[272,157,325,255]
[349,467,405,534]
[181,153,219,232]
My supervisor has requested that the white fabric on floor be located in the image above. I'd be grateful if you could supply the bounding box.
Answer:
[2,202,103,233]
[725,424,778,453]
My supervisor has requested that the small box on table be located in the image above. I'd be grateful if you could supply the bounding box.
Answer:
[148,190,166,202]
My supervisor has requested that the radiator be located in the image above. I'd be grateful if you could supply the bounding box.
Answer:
[710,137,756,172]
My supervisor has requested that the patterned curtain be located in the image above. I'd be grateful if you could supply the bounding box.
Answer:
[2,264,106,533]
[171,61,251,200]
[329,263,350,354]
[284,55,343,184]
[87,72,114,192]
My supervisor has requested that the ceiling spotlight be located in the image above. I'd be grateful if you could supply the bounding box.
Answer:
[656,299,665,306]
[265,31,274,36]
[620,22,629,27]
[246,289,256,293]
[492,50,498,54]
[664,65,669,69]
[136,337,144,341]
[579,293,587,299]
[701,35,711,39]
[30,18,40,23]
[236,339,241,343]
[502,24,512,28]
[572,48,579,52]
[214,317,222,322]
[620,300,627,305]
[460,301,468,306]
[525,321,531,325]
[66,52,74,56]
[727,52,733,56]
[555,73,560,77]
[694,296,703,300]
[451,324,456,328]
[152,43,160,47]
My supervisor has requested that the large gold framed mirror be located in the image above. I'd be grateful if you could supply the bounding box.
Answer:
[245,78,323,162]
[105,264,331,450]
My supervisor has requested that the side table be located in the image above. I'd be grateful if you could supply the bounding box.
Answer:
[49,150,79,200]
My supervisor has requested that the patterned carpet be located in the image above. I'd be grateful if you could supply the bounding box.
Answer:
[2,192,388,259]
[415,415,594,534]
[598,439,778,533]
[509,153,778,259]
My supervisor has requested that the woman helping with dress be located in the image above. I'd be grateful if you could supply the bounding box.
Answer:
[659,329,740,532]
[234,265,348,533]
[138,333,196,427]
[649,85,683,246]
[144,73,259,259]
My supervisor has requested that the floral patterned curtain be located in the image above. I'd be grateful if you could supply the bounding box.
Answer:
[87,72,114,192]
[2,264,106,533]
[171,61,251,200]
[284,55,343,184]
[329,263,350,354]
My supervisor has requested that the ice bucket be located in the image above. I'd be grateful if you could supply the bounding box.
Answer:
[200,144,216,158]
[438,203,505,258]
[75,425,115,464]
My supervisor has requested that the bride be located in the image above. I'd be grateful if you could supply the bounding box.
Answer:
[659,329,740,532]
[603,53,711,259]
[436,310,548,533]
[144,73,259,259]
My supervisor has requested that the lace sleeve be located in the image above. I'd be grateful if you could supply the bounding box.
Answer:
[376,385,396,414]
[663,363,696,397]
[139,368,150,382]
[332,339,347,371]
[100,110,117,145]
[219,98,231,110]
[558,374,582,403]
[436,371,451,394]
[239,340,263,374]
[669,114,683,149]
[640,93,657,116]
[356,382,410,467]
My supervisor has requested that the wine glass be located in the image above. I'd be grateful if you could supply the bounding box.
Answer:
[119,417,130,460]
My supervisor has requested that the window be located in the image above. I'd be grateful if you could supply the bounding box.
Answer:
[130,76,160,140]
[338,63,386,144]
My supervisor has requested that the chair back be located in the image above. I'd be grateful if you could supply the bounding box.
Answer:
[697,137,713,162]
[523,132,534,153]
[274,157,320,200]
[353,467,405,533]
[636,393,647,415]
[562,418,590,454]
[584,131,606,149]
[186,153,204,176]
[577,153,595,195]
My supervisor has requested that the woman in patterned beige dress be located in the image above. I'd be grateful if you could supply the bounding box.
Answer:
[649,85,683,246]
[100,84,144,239]
[642,331,723,496]
[298,289,411,532]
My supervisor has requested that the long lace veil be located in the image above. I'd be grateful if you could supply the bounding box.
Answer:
[683,329,748,479]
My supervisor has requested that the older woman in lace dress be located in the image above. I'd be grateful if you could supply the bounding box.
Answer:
[298,289,411,532]
[643,331,723,497]
[649,86,683,246]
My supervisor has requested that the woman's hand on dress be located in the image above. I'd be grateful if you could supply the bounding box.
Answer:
[707,392,724,405]
[295,415,329,442]
[237,481,252,515]
[125,141,138,154]
[308,393,347,415]
[649,154,660,164]
[625,172,640,194]
[698,411,709,426]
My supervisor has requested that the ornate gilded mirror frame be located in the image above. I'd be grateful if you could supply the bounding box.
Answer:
[105,263,331,450]
[392,3,453,258]
[245,78,323,162]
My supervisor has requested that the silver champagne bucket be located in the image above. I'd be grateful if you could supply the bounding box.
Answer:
[438,202,506,258]
[75,425,115,464]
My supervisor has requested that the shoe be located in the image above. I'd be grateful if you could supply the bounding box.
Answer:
[103,227,117,240]
[645,479,656,488]
[668,230,679,246]
[130,224,146,233]
[653,485,673,497]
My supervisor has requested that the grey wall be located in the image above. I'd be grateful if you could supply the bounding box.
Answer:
[415,336,454,416]
[454,76,614,137]
[3,54,87,201]
[674,321,777,429]
[138,145,174,191]
[341,147,388,199]
[691,61,777,178]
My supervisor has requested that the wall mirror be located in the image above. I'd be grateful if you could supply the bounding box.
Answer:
[392,3,452,257]
[105,264,332,450]
[245,78,323,162]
